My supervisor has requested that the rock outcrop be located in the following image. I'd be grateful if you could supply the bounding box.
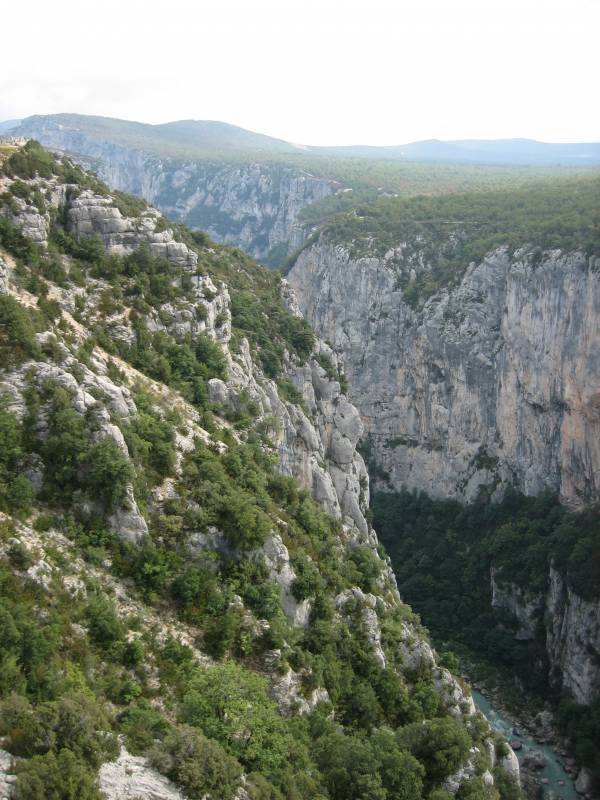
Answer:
[0,750,16,800]
[67,191,198,267]
[98,747,185,800]
[10,117,335,262]
[491,567,600,704]
[288,241,600,508]
[0,255,8,295]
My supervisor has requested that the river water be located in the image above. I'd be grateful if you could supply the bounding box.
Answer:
[472,689,578,800]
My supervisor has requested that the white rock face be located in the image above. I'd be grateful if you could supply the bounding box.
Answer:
[0,255,8,294]
[491,569,543,640]
[98,747,186,800]
[545,567,600,704]
[67,191,198,268]
[289,242,600,507]
[491,567,600,704]
[575,767,593,796]
[262,534,311,627]
[500,746,520,782]
[0,749,16,800]
[11,117,336,262]
[0,357,147,544]
[335,587,387,668]
[442,747,480,793]
[210,334,372,538]
[270,667,330,716]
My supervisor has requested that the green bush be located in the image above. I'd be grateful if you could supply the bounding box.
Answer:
[124,407,176,483]
[84,596,124,646]
[0,294,43,366]
[313,732,385,800]
[118,700,170,754]
[0,404,34,514]
[398,717,471,784]
[181,662,289,774]
[5,140,57,180]
[0,693,117,766]
[221,490,271,549]
[14,748,102,800]
[86,437,133,509]
[151,724,242,800]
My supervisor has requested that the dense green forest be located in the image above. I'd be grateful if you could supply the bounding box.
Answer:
[372,489,600,785]
[14,114,597,197]
[288,174,600,305]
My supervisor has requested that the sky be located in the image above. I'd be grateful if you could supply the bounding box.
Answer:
[1,0,599,145]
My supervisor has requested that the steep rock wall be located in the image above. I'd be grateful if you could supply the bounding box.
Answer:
[491,568,600,705]
[288,241,600,507]
[11,118,334,262]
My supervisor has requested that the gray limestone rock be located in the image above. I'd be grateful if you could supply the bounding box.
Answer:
[545,567,600,704]
[262,534,311,627]
[0,749,16,800]
[500,746,521,782]
[289,242,600,508]
[98,746,185,800]
[109,485,149,544]
[575,767,593,796]
[0,256,8,294]
[66,191,198,268]
[491,569,543,640]
[11,117,337,261]
[491,566,600,704]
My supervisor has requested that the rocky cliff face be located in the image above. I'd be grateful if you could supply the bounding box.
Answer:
[288,240,600,507]
[11,117,335,262]
[492,568,600,705]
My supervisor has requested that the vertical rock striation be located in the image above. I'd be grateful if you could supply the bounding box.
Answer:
[491,567,600,704]
[288,241,600,507]
[10,117,335,262]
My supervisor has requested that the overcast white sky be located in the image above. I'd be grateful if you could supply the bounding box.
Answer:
[1,0,598,144]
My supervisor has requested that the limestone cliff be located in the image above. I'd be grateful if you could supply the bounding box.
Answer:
[10,117,335,262]
[288,233,600,711]
[288,240,600,508]
[491,567,600,705]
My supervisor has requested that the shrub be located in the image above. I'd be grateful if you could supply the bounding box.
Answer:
[7,541,33,571]
[180,662,288,774]
[0,693,116,766]
[0,294,42,366]
[221,490,271,549]
[85,437,133,509]
[14,748,102,800]
[124,408,176,483]
[84,596,124,646]
[5,140,56,180]
[398,717,471,783]
[118,700,170,754]
[151,725,242,800]
[313,732,386,800]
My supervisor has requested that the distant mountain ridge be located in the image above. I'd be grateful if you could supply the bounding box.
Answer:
[313,137,600,165]
[5,113,600,165]
[0,118,22,134]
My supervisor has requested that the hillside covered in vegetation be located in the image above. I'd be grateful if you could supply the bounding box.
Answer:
[289,174,600,305]
[0,141,522,800]
[9,114,599,267]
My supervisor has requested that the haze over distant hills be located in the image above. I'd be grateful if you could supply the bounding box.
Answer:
[5,113,600,165]
[0,119,22,134]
